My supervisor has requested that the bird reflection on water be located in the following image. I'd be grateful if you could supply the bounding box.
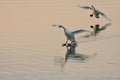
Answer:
[82,23,111,38]
[65,44,97,63]
[54,45,97,69]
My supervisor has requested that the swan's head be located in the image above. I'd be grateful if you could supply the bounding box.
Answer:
[52,24,62,28]
[59,25,63,28]
[52,24,63,29]
[91,5,95,8]
[90,14,93,17]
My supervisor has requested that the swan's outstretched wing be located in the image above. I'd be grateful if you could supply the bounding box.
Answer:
[97,10,111,21]
[72,29,89,35]
[100,23,111,31]
[77,5,93,10]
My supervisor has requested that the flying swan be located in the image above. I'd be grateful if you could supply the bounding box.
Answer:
[77,5,111,21]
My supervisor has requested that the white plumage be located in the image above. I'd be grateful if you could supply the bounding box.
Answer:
[52,24,89,46]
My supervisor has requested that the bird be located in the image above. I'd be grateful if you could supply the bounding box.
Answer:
[82,23,111,37]
[52,24,89,47]
[77,5,111,21]
[90,23,111,36]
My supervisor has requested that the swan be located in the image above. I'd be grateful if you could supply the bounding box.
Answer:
[52,24,89,46]
[77,5,111,21]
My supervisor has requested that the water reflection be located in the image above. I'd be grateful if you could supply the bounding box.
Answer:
[65,45,97,63]
[82,23,111,38]
[54,45,97,70]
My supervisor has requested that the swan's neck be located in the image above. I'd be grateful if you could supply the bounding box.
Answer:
[61,26,68,34]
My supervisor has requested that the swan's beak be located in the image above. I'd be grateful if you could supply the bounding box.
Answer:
[52,24,57,27]
[52,24,60,27]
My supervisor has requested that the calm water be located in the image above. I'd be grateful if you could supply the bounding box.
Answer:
[0,0,120,80]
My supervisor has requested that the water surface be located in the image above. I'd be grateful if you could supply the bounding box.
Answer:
[0,0,120,80]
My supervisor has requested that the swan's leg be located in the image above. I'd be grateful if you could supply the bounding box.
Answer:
[96,15,99,18]
[90,14,93,17]
[95,12,100,18]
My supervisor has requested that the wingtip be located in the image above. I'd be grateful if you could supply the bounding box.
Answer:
[76,5,85,8]
[108,19,112,21]
[107,22,112,26]
[85,30,90,32]
[106,17,112,21]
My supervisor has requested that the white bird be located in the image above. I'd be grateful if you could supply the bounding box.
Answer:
[77,5,111,21]
[52,24,89,46]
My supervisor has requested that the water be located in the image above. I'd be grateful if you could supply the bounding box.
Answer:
[0,0,120,80]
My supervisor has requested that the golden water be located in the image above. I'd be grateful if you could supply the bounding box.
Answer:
[0,0,120,80]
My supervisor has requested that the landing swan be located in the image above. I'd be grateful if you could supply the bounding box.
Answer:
[52,24,89,46]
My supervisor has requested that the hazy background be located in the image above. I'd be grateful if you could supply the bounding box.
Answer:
[0,0,120,80]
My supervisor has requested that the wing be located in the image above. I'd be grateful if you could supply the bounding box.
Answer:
[97,10,111,21]
[77,5,93,10]
[100,23,111,31]
[72,29,89,35]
